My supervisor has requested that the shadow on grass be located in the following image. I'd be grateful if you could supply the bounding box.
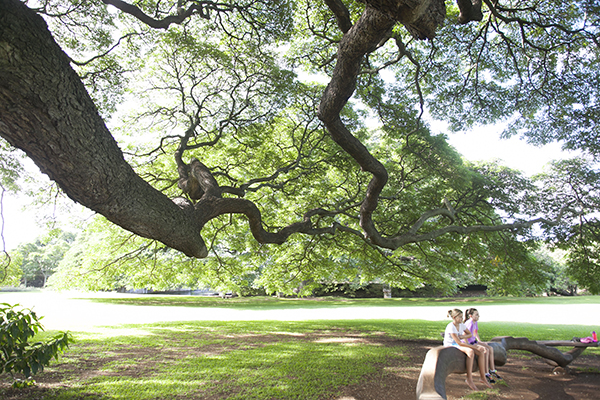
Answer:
[2,319,598,400]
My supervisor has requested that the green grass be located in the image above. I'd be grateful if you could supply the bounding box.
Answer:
[8,318,597,400]
[460,388,500,400]
[15,320,411,399]
[61,318,599,344]
[2,296,599,399]
[80,294,600,309]
[573,366,600,373]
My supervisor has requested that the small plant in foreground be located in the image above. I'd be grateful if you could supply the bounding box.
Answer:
[0,303,71,388]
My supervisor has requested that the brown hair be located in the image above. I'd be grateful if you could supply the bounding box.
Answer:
[447,309,463,319]
[464,308,478,322]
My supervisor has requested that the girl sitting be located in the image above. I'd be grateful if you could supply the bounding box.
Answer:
[444,309,493,391]
[464,308,503,383]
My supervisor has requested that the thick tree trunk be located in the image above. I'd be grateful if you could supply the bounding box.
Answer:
[0,0,207,257]
[1,0,502,259]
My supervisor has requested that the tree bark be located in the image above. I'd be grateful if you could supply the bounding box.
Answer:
[0,0,549,259]
[362,0,446,39]
[318,2,445,249]
[0,0,207,258]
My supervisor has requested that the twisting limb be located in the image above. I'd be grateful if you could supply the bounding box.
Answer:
[319,4,430,250]
[101,0,212,29]
[183,159,343,244]
[323,0,353,33]
[318,1,577,252]
[195,198,343,246]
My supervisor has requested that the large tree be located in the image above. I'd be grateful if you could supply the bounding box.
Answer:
[1,0,599,291]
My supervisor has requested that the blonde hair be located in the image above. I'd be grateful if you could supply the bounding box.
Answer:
[447,309,463,318]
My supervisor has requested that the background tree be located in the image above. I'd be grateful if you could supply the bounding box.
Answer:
[1,140,25,284]
[13,230,75,287]
[534,158,600,293]
[1,0,599,293]
[531,247,578,296]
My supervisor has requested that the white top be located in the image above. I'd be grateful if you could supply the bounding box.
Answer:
[444,321,466,347]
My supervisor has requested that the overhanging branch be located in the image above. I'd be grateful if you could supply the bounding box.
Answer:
[101,0,209,29]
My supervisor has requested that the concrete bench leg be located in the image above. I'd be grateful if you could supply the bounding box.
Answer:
[416,344,506,400]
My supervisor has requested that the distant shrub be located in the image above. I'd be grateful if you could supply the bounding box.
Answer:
[0,303,71,387]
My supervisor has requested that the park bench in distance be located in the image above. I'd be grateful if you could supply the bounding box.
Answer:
[416,336,598,400]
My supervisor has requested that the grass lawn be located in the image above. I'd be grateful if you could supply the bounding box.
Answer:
[1,296,599,399]
[81,294,600,309]
[2,319,598,399]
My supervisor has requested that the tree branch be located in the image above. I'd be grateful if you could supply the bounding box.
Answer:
[70,32,139,66]
[0,0,207,258]
[193,196,341,245]
[323,0,353,33]
[456,0,483,24]
[101,0,208,29]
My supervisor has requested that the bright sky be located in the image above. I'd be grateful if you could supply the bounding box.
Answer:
[1,125,577,252]
[2,192,37,251]
[445,127,578,177]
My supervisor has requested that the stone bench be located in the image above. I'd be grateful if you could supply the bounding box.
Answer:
[416,342,506,400]
[416,337,597,400]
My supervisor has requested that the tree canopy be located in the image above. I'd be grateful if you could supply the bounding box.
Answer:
[1,0,599,294]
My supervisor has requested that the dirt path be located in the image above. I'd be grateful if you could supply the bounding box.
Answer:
[336,339,600,400]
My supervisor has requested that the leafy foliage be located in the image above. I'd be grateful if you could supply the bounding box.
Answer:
[0,140,26,285]
[0,139,23,194]
[427,1,600,154]
[12,230,75,287]
[3,0,600,294]
[0,304,71,386]
[533,158,600,293]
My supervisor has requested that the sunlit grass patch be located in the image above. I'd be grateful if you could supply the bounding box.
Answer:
[81,294,600,309]
[15,320,411,400]
[573,366,600,373]
[156,338,402,400]
[460,388,500,400]
[3,304,599,399]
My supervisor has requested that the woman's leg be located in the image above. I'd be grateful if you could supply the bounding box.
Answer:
[459,347,478,391]
[483,342,503,379]
[482,343,495,370]
[474,346,493,388]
